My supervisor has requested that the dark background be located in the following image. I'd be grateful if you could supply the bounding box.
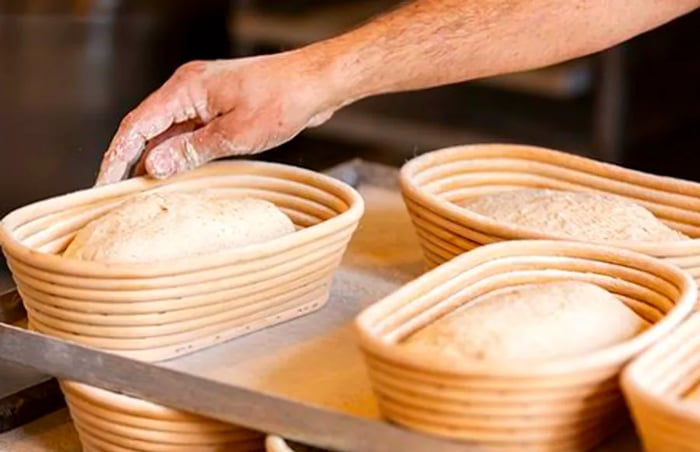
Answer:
[0,0,698,238]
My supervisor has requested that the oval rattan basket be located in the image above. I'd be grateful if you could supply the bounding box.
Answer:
[355,240,697,451]
[0,161,364,362]
[61,380,264,452]
[622,311,700,452]
[400,144,700,278]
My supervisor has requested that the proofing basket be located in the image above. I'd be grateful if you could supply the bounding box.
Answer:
[61,380,265,452]
[399,144,700,278]
[622,312,700,452]
[0,160,364,362]
[355,240,697,451]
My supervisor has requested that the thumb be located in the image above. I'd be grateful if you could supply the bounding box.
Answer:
[144,116,249,179]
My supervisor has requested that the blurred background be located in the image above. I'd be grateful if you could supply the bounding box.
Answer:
[0,0,698,284]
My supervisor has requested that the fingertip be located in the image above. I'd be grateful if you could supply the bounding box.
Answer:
[145,131,206,179]
[145,148,177,179]
[94,169,109,186]
[94,175,112,187]
[94,160,130,186]
[100,107,175,181]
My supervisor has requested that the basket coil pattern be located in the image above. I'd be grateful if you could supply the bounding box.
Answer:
[622,312,700,452]
[355,240,697,451]
[0,160,364,362]
[61,381,265,452]
[0,161,363,452]
[399,144,700,279]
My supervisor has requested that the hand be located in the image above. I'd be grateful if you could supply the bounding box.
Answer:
[95,50,337,185]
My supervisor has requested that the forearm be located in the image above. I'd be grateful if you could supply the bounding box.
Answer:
[305,0,699,107]
[96,0,698,183]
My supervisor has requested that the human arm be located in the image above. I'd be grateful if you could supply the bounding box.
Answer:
[96,0,699,184]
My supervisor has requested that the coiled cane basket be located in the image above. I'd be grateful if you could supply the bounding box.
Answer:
[355,240,697,451]
[61,380,265,452]
[399,144,700,282]
[0,160,364,452]
[622,311,700,452]
[0,160,364,362]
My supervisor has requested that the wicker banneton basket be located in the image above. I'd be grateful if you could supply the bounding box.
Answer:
[622,312,700,452]
[61,380,265,451]
[0,161,362,452]
[400,144,700,275]
[355,240,697,451]
[0,161,364,362]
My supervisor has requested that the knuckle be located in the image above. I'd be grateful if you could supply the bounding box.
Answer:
[119,111,137,129]
[175,60,207,78]
[175,137,202,170]
[205,127,232,153]
[206,123,251,158]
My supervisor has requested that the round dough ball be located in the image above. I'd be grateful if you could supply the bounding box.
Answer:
[402,281,648,363]
[63,192,295,263]
[461,188,688,242]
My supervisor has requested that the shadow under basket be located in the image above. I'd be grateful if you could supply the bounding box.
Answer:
[355,240,697,451]
[0,161,364,362]
[399,144,700,285]
[622,312,700,452]
[60,380,265,452]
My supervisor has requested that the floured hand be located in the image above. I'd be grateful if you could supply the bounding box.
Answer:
[96,51,337,185]
[96,0,699,185]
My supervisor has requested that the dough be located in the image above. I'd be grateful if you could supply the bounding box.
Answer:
[461,189,688,242]
[402,281,647,362]
[64,192,295,263]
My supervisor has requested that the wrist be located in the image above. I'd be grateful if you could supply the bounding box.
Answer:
[292,37,377,114]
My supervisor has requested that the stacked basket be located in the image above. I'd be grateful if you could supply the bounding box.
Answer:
[61,381,264,452]
[356,240,697,451]
[0,161,365,452]
[399,144,700,278]
[622,312,700,451]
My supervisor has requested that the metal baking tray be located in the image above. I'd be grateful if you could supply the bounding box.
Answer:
[0,160,640,451]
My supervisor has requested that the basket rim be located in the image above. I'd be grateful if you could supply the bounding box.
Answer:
[399,144,700,254]
[355,239,697,377]
[0,160,364,277]
[621,312,700,423]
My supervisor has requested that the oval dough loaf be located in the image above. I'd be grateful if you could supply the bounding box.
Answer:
[63,192,295,263]
[402,281,647,362]
[461,188,688,242]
